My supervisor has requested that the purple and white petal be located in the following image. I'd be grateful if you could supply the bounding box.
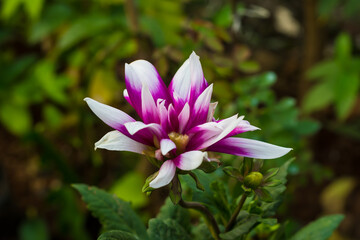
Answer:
[123,89,133,107]
[95,130,149,153]
[178,103,190,133]
[160,139,176,155]
[125,60,169,117]
[149,160,176,189]
[84,98,135,130]
[207,137,292,159]
[190,84,213,128]
[124,121,164,140]
[207,102,218,122]
[169,52,208,107]
[187,115,242,150]
[141,84,160,124]
[173,151,207,171]
[226,120,260,137]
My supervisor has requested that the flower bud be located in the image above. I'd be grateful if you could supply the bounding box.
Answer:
[244,172,263,190]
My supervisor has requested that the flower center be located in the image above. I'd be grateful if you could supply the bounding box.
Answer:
[168,132,189,154]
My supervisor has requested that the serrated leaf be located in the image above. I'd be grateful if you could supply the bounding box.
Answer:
[220,214,260,240]
[147,218,191,240]
[98,230,137,240]
[72,184,148,240]
[157,198,191,232]
[290,214,344,240]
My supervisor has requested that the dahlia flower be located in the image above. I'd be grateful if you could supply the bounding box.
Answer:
[85,52,291,189]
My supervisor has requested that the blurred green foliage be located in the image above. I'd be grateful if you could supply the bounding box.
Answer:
[303,32,360,120]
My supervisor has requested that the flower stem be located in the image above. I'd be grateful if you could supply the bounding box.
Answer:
[225,193,247,232]
[179,199,221,240]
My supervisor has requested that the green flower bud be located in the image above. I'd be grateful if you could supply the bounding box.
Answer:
[244,172,263,189]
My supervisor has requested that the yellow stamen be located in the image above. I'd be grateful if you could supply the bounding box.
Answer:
[168,132,189,154]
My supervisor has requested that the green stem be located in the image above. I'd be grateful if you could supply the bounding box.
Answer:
[179,199,221,240]
[225,193,247,232]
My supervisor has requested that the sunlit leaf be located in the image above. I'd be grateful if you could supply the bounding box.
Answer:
[290,214,344,240]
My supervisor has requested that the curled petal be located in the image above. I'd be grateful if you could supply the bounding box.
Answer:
[124,121,164,139]
[187,115,242,150]
[125,60,169,117]
[160,139,176,155]
[207,102,218,122]
[169,52,208,107]
[226,120,260,137]
[207,137,292,159]
[149,160,176,189]
[173,151,207,171]
[84,98,135,130]
[95,130,149,153]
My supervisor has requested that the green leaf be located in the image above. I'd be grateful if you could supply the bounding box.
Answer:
[255,188,273,202]
[290,214,344,240]
[109,172,148,209]
[23,0,44,20]
[0,103,31,135]
[335,33,352,61]
[302,82,333,113]
[238,61,260,73]
[19,219,49,240]
[317,0,339,17]
[334,72,359,120]
[147,219,192,240]
[58,15,114,51]
[157,198,191,232]
[220,213,260,240]
[262,168,279,182]
[98,230,138,240]
[192,222,213,240]
[72,184,149,240]
[1,0,22,20]
[306,60,337,81]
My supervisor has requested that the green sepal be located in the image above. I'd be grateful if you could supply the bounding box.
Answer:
[145,155,162,168]
[263,168,279,182]
[197,160,218,173]
[253,159,264,171]
[142,172,157,194]
[241,184,253,194]
[189,172,205,191]
[255,188,273,202]
[242,158,253,176]
[263,179,282,187]
[223,166,243,180]
[169,175,182,204]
